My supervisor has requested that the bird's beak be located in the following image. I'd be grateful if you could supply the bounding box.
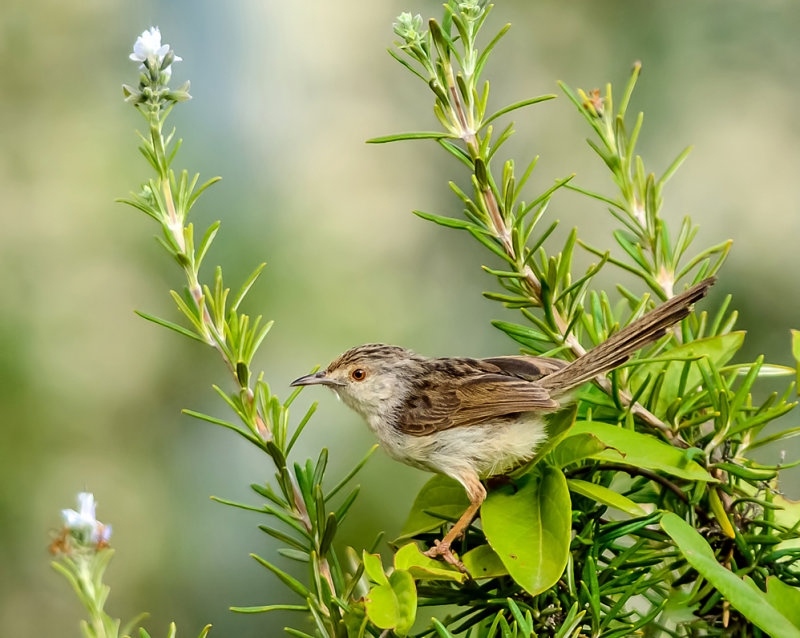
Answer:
[290,371,344,387]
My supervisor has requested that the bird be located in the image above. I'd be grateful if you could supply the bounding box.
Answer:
[291,277,715,569]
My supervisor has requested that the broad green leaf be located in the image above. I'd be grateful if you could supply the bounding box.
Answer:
[393,543,465,582]
[567,478,647,516]
[746,576,800,630]
[482,465,571,596]
[792,329,800,390]
[389,570,417,635]
[773,492,800,529]
[571,421,714,482]
[399,475,470,538]
[364,569,417,636]
[462,544,508,579]
[551,432,610,468]
[362,551,388,586]
[765,576,800,629]
[661,513,800,637]
[628,332,745,414]
[364,582,398,630]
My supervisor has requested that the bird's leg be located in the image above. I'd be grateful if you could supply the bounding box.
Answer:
[424,472,486,574]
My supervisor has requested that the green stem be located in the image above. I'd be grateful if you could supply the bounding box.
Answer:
[136,75,340,633]
[77,559,113,638]
[447,62,678,440]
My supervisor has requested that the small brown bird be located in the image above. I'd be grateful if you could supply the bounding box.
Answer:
[292,277,714,568]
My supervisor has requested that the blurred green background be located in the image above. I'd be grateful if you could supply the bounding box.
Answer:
[2,0,799,635]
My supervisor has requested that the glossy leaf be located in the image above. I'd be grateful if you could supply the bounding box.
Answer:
[462,544,508,579]
[772,492,800,531]
[792,329,800,390]
[389,570,417,635]
[567,478,647,516]
[765,576,800,629]
[364,569,417,636]
[400,475,470,538]
[571,421,714,481]
[393,543,465,582]
[362,551,388,586]
[551,432,610,468]
[482,465,571,596]
[661,513,800,637]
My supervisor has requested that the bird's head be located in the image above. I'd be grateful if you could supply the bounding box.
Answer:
[290,343,421,421]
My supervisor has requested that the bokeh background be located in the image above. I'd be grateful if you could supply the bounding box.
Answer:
[2,0,799,635]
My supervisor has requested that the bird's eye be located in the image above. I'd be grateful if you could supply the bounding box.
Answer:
[351,368,366,381]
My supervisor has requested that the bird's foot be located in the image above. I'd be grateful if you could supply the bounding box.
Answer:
[424,540,470,576]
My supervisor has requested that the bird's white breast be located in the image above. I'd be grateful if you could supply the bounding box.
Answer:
[376,412,549,479]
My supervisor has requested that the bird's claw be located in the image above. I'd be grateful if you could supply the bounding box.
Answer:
[424,540,471,576]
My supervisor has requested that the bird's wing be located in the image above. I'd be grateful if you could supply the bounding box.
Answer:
[395,373,558,436]
[479,355,569,380]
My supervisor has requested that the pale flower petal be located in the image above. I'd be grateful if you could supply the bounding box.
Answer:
[93,524,113,544]
[131,27,164,62]
[61,492,111,545]
[61,508,84,528]
[129,26,181,72]
[77,492,96,520]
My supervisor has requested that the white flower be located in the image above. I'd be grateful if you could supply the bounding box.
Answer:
[62,492,112,544]
[129,26,182,67]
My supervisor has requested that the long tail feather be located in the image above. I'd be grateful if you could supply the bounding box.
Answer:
[540,277,716,393]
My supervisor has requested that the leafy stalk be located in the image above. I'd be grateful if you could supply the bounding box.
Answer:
[120,29,376,638]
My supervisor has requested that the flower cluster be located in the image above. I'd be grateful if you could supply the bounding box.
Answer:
[129,27,182,82]
[458,0,484,21]
[50,492,111,554]
[122,26,190,108]
[393,12,425,47]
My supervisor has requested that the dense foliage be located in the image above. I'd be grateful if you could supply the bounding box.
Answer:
[52,6,800,638]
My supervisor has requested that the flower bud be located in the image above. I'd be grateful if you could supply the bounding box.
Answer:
[458,0,484,21]
[393,12,425,46]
